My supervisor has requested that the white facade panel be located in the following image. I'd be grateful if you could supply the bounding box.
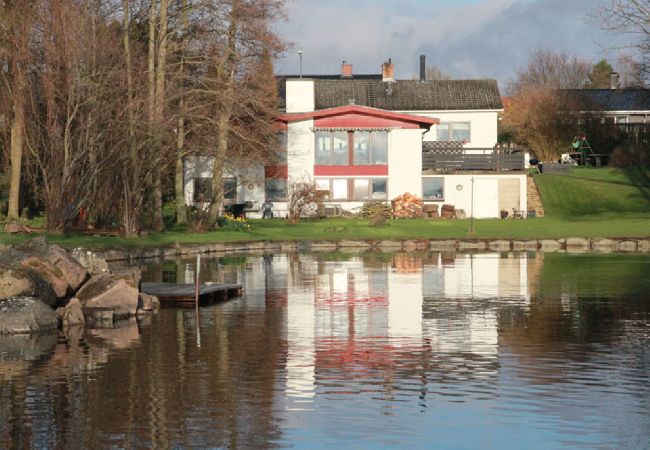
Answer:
[286,79,315,113]
[388,129,425,198]
[287,119,315,185]
[422,174,527,219]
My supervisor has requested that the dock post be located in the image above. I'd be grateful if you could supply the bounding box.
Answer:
[195,254,201,347]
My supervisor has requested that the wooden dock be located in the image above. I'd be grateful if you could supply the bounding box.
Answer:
[141,282,243,307]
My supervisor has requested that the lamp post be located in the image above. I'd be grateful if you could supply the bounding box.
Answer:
[470,177,475,235]
[298,50,303,78]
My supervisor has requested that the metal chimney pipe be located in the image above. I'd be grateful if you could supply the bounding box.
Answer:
[420,55,426,82]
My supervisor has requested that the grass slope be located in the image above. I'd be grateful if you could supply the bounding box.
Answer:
[535,167,650,217]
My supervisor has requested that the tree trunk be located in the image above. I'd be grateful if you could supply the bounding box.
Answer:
[175,0,188,225]
[8,99,24,221]
[207,0,239,227]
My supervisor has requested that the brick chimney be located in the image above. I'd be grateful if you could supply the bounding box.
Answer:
[382,58,395,82]
[341,61,353,78]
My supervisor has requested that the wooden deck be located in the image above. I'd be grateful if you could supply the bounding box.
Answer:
[141,282,243,307]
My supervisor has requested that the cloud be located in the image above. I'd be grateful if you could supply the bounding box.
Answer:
[277,0,633,90]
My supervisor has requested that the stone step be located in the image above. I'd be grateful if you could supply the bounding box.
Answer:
[527,177,545,217]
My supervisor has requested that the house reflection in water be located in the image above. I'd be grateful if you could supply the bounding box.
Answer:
[244,251,538,410]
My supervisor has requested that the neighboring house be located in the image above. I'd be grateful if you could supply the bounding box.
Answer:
[562,76,650,142]
[185,57,528,219]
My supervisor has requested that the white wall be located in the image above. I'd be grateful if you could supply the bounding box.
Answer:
[388,128,425,198]
[286,79,315,113]
[403,110,500,148]
[422,174,527,219]
[287,119,314,185]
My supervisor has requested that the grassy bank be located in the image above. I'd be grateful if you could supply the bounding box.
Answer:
[1,167,649,251]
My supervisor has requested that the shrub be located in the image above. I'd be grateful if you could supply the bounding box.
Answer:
[287,181,325,224]
[216,213,252,232]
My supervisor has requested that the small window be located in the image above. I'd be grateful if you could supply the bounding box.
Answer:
[315,179,331,200]
[223,178,237,202]
[422,177,444,201]
[193,178,212,203]
[331,179,348,200]
[371,179,387,200]
[265,179,287,201]
[437,123,470,142]
[353,179,370,200]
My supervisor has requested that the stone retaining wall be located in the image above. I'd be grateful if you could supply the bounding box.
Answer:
[85,237,650,262]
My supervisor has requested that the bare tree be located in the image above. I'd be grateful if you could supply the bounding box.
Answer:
[509,49,592,94]
[601,0,650,79]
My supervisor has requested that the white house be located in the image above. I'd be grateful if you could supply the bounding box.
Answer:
[184,57,528,219]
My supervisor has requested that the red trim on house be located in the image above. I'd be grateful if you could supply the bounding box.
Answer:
[314,165,388,176]
[273,121,288,131]
[314,113,422,129]
[265,165,288,179]
[279,105,439,128]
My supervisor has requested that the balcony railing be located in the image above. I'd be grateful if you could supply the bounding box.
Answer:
[422,147,526,172]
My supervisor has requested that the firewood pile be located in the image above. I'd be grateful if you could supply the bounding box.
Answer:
[391,193,423,218]
[440,204,455,219]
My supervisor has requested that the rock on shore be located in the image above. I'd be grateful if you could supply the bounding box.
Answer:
[1,238,158,335]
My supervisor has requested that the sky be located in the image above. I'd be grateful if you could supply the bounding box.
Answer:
[276,0,633,91]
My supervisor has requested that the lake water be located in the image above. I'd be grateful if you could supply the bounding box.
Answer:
[1,251,649,449]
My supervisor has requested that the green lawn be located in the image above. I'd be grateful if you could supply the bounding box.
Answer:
[1,167,649,251]
[535,166,650,217]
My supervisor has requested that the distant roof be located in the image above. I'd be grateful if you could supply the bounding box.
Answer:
[277,77,503,112]
[561,89,650,112]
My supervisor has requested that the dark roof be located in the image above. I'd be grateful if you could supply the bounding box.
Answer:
[314,79,502,111]
[276,74,382,110]
[561,89,650,112]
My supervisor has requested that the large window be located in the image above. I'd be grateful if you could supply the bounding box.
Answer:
[315,131,388,165]
[193,178,212,203]
[436,123,471,142]
[422,177,444,201]
[265,179,287,201]
[316,178,388,201]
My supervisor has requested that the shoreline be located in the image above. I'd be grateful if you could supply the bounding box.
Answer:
[79,237,650,262]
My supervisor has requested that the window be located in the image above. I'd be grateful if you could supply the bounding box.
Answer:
[223,178,237,202]
[315,131,333,164]
[316,178,388,201]
[422,177,444,201]
[193,178,212,203]
[265,179,287,201]
[315,131,388,165]
[437,123,471,142]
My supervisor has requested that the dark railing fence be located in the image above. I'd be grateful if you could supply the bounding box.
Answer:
[422,149,526,171]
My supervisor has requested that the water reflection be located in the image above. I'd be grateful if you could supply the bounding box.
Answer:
[1,251,649,449]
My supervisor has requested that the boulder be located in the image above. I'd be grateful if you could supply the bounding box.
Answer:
[45,245,88,292]
[20,257,69,300]
[56,298,85,327]
[0,267,35,299]
[0,297,58,335]
[71,249,110,274]
[4,223,32,234]
[110,267,142,290]
[138,293,160,314]
[76,275,139,318]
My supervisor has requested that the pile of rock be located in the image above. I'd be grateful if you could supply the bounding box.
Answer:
[392,193,423,219]
[0,237,159,335]
[440,204,456,219]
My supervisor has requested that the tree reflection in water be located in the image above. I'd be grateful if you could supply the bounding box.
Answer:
[1,251,648,449]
